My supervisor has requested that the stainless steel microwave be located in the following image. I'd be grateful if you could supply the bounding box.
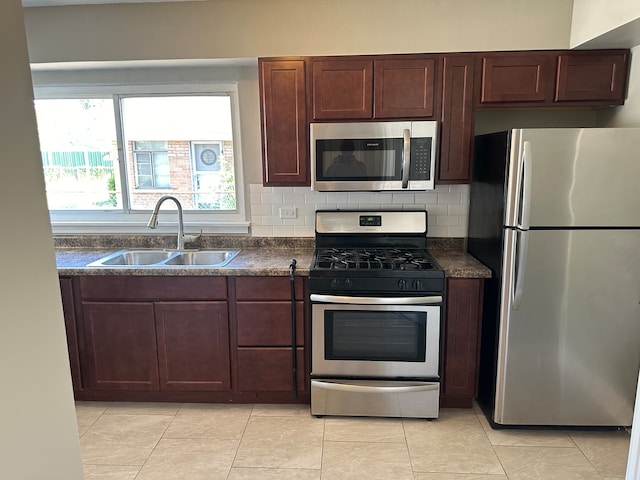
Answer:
[310,121,438,192]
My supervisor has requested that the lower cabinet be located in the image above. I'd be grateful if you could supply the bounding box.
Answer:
[155,301,230,391]
[441,277,484,408]
[62,274,308,403]
[232,276,308,397]
[59,277,82,392]
[82,301,159,391]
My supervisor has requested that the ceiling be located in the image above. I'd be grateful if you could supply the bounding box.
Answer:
[22,0,202,6]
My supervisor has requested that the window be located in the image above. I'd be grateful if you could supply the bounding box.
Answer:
[133,141,170,189]
[33,85,246,233]
[35,98,119,210]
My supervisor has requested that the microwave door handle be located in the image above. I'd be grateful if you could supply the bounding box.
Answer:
[401,128,411,189]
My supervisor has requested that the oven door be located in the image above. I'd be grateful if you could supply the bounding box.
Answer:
[310,294,441,379]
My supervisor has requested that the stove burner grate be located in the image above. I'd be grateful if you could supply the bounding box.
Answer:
[314,247,436,271]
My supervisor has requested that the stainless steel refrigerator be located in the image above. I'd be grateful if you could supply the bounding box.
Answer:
[468,128,640,427]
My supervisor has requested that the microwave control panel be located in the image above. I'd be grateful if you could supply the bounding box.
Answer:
[410,138,432,180]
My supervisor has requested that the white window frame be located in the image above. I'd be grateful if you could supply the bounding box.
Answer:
[33,83,248,235]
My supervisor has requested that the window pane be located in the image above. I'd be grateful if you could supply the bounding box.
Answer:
[34,99,121,210]
[153,152,170,188]
[121,96,236,211]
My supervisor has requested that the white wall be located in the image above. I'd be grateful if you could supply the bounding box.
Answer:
[571,0,640,48]
[0,1,84,479]
[23,0,574,64]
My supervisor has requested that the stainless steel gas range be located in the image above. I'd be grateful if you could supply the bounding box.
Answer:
[309,210,445,419]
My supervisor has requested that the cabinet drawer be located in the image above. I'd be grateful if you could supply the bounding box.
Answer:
[79,276,227,300]
[237,348,306,392]
[237,301,305,346]
[234,276,304,300]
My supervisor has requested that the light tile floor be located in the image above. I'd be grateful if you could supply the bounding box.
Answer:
[76,401,631,479]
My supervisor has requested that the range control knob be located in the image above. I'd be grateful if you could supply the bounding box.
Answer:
[344,279,353,289]
[398,279,408,290]
[330,279,341,289]
[412,280,423,291]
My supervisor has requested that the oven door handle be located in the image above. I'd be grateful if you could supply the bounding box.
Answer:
[312,380,439,394]
[310,294,442,305]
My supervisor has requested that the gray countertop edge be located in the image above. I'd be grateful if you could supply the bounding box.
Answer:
[56,247,492,279]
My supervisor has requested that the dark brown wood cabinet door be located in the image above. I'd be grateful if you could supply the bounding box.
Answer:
[442,278,483,407]
[234,276,305,300]
[237,348,306,392]
[374,57,439,119]
[479,53,555,104]
[312,59,373,119]
[155,301,230,391]
[60,277,82,392]
[236,301,305,346]
[556,50,628,104]
[438,55,476,184]
[82,301,159,391]
[259,59,309,186]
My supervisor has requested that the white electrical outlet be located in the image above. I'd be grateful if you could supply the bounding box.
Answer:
[279,207,297,219]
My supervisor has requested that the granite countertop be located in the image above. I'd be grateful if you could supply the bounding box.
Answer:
[55,247,315,277]
[54,236,491,279]
[430,250,491,279]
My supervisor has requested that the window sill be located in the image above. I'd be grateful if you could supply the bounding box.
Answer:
[50,221,250,235]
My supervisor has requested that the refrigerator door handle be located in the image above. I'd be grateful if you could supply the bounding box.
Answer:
[518,141,533,230]
[512,229,529,310]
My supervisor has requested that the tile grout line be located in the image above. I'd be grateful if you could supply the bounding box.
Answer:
[132,403,183,480]
[223,404,255,479]
[472,406,511,479]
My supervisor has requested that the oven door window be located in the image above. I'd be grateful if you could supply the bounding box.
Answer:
[325,310,426,362]
[315,138,402,181]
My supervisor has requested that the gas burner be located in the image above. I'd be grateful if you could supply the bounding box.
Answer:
[312,247,438,272]
[311,210,444,295]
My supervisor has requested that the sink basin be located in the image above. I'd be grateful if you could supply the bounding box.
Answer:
[87,249,241,268]
[164,251,239,266]
[94,250,176,266]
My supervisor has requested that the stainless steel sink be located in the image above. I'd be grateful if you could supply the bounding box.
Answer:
[93,250,177,266]
[87,249,241,268]
[164,251,238,266]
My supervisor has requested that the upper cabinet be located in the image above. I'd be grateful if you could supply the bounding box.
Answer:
[259,49,629,187]
[478,50,629,107]
[555,50,628,104]
[259,58,309,186]
[439,54,476,183]
[478,52,555,104]
[311,55,440,120]
[312,58,373,119]
[374,57,440,118]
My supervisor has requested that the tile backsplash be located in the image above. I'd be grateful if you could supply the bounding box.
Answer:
[249,184,469,237]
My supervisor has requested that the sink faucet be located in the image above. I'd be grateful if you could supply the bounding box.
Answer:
[147,195,201,250]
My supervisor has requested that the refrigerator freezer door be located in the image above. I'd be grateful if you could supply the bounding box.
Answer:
[509,128,640,228]
[496,228,640,426]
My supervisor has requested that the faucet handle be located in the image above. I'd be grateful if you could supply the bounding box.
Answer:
[182,229,203,245]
